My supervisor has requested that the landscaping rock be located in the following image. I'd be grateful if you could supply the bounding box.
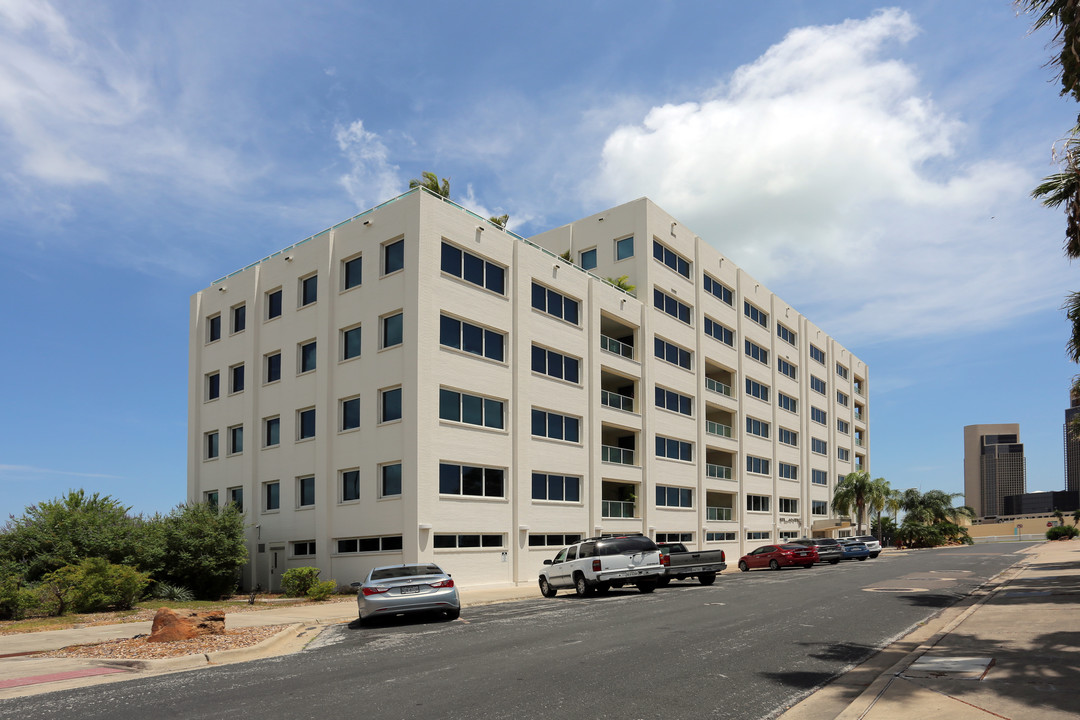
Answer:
[147,608,226,642]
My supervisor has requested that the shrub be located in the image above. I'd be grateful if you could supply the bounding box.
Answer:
[281,567,322,598]
[151,582,195,602]
[40,558,150,615]
[1047,525,1080,540]
[154,502,247,600]
[0,576,36,621]
[307,580,337,602]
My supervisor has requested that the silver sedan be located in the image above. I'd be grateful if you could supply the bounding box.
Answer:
[353,563,461,625]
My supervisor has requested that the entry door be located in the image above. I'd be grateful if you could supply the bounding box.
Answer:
[268,545,284,593]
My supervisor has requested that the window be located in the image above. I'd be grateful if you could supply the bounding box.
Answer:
[778,392,797,413]
[653,288,691,324]
[531,282,579,324]
[207,314,221,343]
[580,248,597,270]
[265,352,281,383]
[265,482,280,511]
[440,389,504,429]
[745,378,770,402]
[380,463,402,497]
[615,236,634,261]
[779,531,800,540]
[299,341,317,373]
[838,447,850,461]
[230,364,244,393]
[266,289,282,320]
[531,409,580,442]
[811,437,827,455]
[380,387,402,423]
[297,476,315,507]
[205,491,218,508]
[532,345,580,383]
[779,462,798,480]
[777,358,797,380]
[300,274,318,307]
[655,386,692,416]
[744,301,768,328]
[707,532,737,542]
[528,533,583,547]
[810,344,825,364]
[440,242,505,294]
[342,326,362,361]
[836,362,849,380]
[206,372,220,401]
[810,375,826,394]
[656,436,693,462]
[747,531,771,540]
[656,485,693,508]
[654,533,694,546]
[335,535,403,554]
[837,390,849,407]
[228,425,243,454]
[292,541,316,557]
[703,274,733,305]
[746,456,770,475]
[811,406,827,424]
[383,238,404,275]
[654,337,692,370]
[343,255,362,290]
[837,419,850,434]
[434,534,504,549]
[439,463,505,497]
[232,304,246,333]
[441,315,505,362]
[812,469,828,486]
[341,397,361,431]
[746,417,770,439]
[228,486,243,511]
[777,323,796,346]
[382,312,403,348]
[746,495,771,512]
[745,339,768,364]
[704,317,733,346]
[264,416,280,447]
[205,431,219,460]
[531,473,581,502]
[341,470,360,502]
[812,500,828,515]
[779,498,798,514]
[297,408,316,440]
[778,427,798,446]
[653,240,690,278]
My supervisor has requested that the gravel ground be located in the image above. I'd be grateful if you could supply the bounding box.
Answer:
[39,625,292,660]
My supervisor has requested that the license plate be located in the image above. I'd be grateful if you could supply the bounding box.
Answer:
[688,567,704,573]
[399,585,420,594]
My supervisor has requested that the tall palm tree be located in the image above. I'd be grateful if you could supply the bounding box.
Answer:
[867,477,891,542]
[1073,508,1080,526]
[885,489,904,527]
[408,171,450,198]
[832,471,874,535]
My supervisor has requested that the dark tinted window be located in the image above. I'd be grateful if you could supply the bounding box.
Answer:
[598,537,658,555]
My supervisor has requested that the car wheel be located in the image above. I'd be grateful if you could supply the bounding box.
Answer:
[857,556,867,561]
[595,582,610,595]
[637,580,657,593]
[769,559,781,571]
[802,564,813,569]
[698,572,717,585]
[539,577,557,598]
[870,553,880,559]
[738,561,749,572]
[657,577,671,587]
[829,559,840,565]
[574,573,593,597]
[445,608,461,621]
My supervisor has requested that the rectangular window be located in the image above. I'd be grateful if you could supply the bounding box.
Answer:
[745,378,770,402]
[777,323,796,346]
[778,358,797,380]
[341,397,361,431]
[707,532,737,542]
[746,494,770,512]
[778,427,798,446]
[744,301,768,328]
[264,482,279,511]
[656,532,695,544]
[440,388,504,429]
[228,425,243,454]
[381,463,402,497]
[230,364,245,393]
[810,375,826,394]
[440,242,505,294]
[703,274,733,305]
[434,534,505,550]
[382,312,403,348]
[206,372,220,401]
[655,485,693,508]
[532,345,580,384]
[531,282,579,324]
[704,317,734,346]
[297,476,315,507]
[343,255,363,290]
[439,463,506,497]
[652,239,690,278]
[837,419,850,434]
[778,392,797,413]
[836,362,849,380]
[838,447,850,461]
[531,473,581,502]
[335,535,403,554]
[205,491,218,508]
[837,390,849,407]
[228,486,243,512]
[615,236,634,261]
[205,431,219,460]
[528,533,583,548]
[653,288,691,324]
[265,352,281,383]
[812,469,828,486]
[811,406,827,424]
[298,408,316,440]
[266,289,282,320]
[341,470,360,502]
[300,274,318,307]
[383,238,404,275]
[264,416,280,447]
[292,541,316,557]
[440,315,505,362]
[746,417,770,439]
[746,455,770,475]
[654,337,692,370]
[579,248,597,270]
[747,530,771,540]
[655,386,692,416]
[531,408,580,442]
[299,341,317,373]
[380,387,402,423]
[207,314,221,343]
[779,530,800,540]
[779,497,798,514]
[232,304,246,334]
[811,437,827,455]
[655,435,693,462]
[812,500,828,515]
[779,463,798,480]
[342,326,362,361]
[744,339,768,364]
[810,344,825,364]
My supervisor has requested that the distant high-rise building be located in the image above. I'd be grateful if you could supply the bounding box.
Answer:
[964,424,1026,518]
[1065,391,1080,492]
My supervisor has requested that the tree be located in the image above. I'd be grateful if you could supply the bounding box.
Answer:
[832,471,874,535]
[155,503,248,600]
[1073,508,1080,526]
[606,275,636,294]
[489,214,509,228]
[885,488,904,527]
[1054,508,1066,525]
[408,171,450,198]
[866,477,891,541]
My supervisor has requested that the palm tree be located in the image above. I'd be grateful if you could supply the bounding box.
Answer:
[1054,508,1066,526]
[1073,508,1080,526]
[489,214,509,229]
[885,489,904,527]
[1016,1,1080,101]
[867,477,891,542]
[832,471,874,535]
[606,275,636,294]
[408,171,450,198]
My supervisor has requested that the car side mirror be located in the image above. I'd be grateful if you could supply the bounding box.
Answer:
[543,559,553,565]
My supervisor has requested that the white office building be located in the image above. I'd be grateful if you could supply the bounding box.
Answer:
[188,188,869,591]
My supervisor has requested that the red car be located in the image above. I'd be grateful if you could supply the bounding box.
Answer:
[737,543,819,571]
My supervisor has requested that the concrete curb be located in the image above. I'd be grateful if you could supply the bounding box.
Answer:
[100,623,307,672]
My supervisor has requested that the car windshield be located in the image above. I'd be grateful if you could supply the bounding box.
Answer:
[370,565,443,581]
[598,537,658,555]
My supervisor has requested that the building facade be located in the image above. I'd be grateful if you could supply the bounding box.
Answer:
[1065,390,1080,492]
[188,189,870,590]
[963,424,1026,518]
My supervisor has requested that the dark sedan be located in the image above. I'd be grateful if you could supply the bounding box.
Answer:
[737,544,818,571]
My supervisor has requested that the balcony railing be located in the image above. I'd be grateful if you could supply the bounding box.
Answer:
[855,438,864,447]
[600,334,634,360]
[706,506,733,521]
[705,377,732,397]
[601,389,634,412]
[706,421,732,438]
[602,445,635,465]
[854,410,865,422]
[706,463,732,480]
[602,499,636,518]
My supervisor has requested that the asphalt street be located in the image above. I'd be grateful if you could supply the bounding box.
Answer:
[0,543,1035,720]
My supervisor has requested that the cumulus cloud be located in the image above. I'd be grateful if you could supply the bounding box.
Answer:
[335,120,404,208]
[588,8,1071,344]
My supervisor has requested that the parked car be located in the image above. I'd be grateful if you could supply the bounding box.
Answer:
[656,542,727,585]
[853,535,882,558]
[737,544,819,571]
[839,540,871,561]
[539,535,663,597]
[789,537,842,564]
[353,563,460,625]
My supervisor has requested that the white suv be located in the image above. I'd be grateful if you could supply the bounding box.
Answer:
[539,536,663,597]
[853,535,882,558]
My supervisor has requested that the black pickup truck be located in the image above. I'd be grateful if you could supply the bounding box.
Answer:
[656,542,727,586]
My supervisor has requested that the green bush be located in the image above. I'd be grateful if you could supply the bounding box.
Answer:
[307,580,337,602]
[0,575,37,621]
[1047,525,1080,540]
[40,558,150,615]
[281,567,322,598]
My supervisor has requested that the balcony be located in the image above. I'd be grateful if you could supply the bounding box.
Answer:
[602,445,635,465]
[706,420,732,438]
[602,480,638,519]
[600,369,637,413]
[707,506,732,521]
[706,463,732,480]
[601,424,638,467]
[705,361,735,400]
[602,499,636,519]
[705,377,731,397]
[600,314,637,361]
[601,390,634,412]
[705,491,735,523]
[600,334,634,359]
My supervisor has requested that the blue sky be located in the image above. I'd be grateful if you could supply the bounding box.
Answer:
[1,1,1076,518]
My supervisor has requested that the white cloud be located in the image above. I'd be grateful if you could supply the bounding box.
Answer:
[335,120,404,208]
[588,8,1072,344]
